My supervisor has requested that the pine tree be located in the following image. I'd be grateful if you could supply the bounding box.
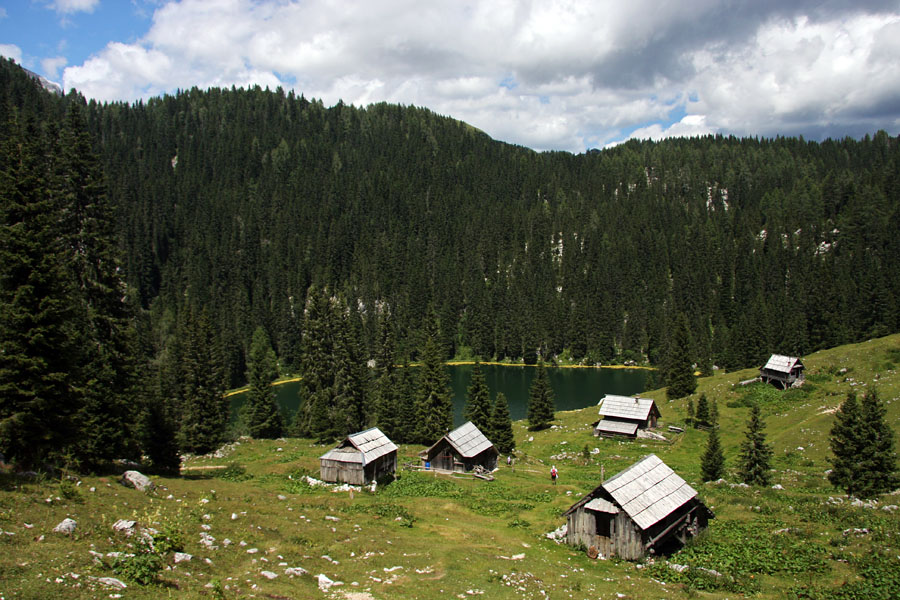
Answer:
[464,360,492,433]
[0,112,82,470]
[331,301,368,436]
[372,317,401,440]
[686,397,695,427]
[830,389,899,498]
[738,404,773,485]
[414,311,453,444]
[828,392,861,495]
[490,392,515,454]
[56,102,137,469]
[695,393,710,428]
[395,360,418,444]
[177,307,229,455]
[293,286,336,439]
[709,398,719,428]
[665,313,697,400]
[243,327,283,439]
[700,427,726,481]
[527,361,555,431]
[856,388,899,497]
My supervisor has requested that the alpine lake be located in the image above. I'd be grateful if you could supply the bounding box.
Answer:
[229,364,649,427]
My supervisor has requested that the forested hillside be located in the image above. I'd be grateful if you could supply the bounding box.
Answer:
[87,78,899,380]
[2,58,899,467]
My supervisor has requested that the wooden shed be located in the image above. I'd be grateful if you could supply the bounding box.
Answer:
[319,427,398,485]
[564,454,712,560]
[593,395,660,437]
[760,354,805,389]
[420,421,498,473]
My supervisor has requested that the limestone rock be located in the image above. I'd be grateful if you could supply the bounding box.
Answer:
[53,518,77,535]
[121,470,154,492]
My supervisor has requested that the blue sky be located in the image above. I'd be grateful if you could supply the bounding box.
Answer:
[2,1,899,152]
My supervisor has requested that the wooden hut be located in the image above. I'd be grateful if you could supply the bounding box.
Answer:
[564,454,712,560]
[319,427,397,485]
[421,421,498,473]
[760,354,805,389]
[593,395,660,437]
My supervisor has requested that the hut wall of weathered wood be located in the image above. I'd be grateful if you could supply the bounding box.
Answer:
[760,355,805,389]
[421,421,499,473]
[564,454,712,560]
[319,427,398,485]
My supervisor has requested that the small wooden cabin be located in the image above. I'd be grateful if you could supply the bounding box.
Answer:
[320,427,398,485]
[564,454,712,560]
[421,421,498,473]
[760,354,805,389]
[593,395,660,437]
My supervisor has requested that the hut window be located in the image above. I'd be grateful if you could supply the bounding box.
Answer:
[595,514,612,537]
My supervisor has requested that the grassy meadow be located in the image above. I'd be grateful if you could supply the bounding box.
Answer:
[2,335,900,599]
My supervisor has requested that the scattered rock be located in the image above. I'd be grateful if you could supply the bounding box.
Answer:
[545,524,567,543]
[112,519,136,533]
[772,484,784,490]
[94,576,127,589]
[174,552,192,563]
[285,566,308,577]
[261,570,277,579]
[317,573,338,591]
[53,518,77,535]
[121,470,154,492]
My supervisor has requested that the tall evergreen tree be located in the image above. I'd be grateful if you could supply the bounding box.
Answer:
[243,326,283,439]
[527,361,555,431]
[331,301,368,436]
[490,392,515,454]
[177,307,228,454]
[700,427,726,481]
[395,360,418,444]
[414,310,453,444]
[686,397,695,427]
[665,312,697,400]
[293,285,336,439]
[57,102,137,469]
[464,360,492,432]
[695,393,710,428]
[830,389,899,498]
[738,404,773,485]
[828,391,862,495]
[0,112,82,469]
[372,316,401,440]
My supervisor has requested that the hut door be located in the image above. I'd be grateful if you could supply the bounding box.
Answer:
[439,449,453,470]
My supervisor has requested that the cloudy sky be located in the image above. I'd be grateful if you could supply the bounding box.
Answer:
[2,0,899,152]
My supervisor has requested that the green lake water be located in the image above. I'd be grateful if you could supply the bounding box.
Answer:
[230,364,648,427]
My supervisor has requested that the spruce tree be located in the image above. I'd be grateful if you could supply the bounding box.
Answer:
[695,393,710,428]
[177,307,228,455]
[857,389,899,497]
[709,398,719,428]
[372,317,401,440]
[331,301,368,436]
[414,312,453,444]
[738,404,773,485]
[830,389,899,498]
[56,102,137,470]
[243,327,283,439]
[686,397,695,427]
[665,312,697,400]
[0,113,82,470]
[395,360,418,444]
[527,361,555,431]
[490,392,516,454]
[293,286,335,439]
[700,427,726,481]
[464,360,492,433]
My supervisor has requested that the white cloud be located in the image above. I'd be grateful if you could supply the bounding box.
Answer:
[41,56,68,79]
[49,0,100,14]
[0,44,23,63]
[61,0,900,152]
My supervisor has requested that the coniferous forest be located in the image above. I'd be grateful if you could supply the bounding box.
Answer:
[2,58,900,470]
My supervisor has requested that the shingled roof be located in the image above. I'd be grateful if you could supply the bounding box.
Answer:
[762,354,803,374]
[427,421,494,458]
[594,420,639,436]
[320,427,397,466]
[565,454,698,531]
[597,395,658,421]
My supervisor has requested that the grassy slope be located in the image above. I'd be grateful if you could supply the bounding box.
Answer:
[2,336,899,599]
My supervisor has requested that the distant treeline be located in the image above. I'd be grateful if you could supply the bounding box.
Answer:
[2,58,899,470]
